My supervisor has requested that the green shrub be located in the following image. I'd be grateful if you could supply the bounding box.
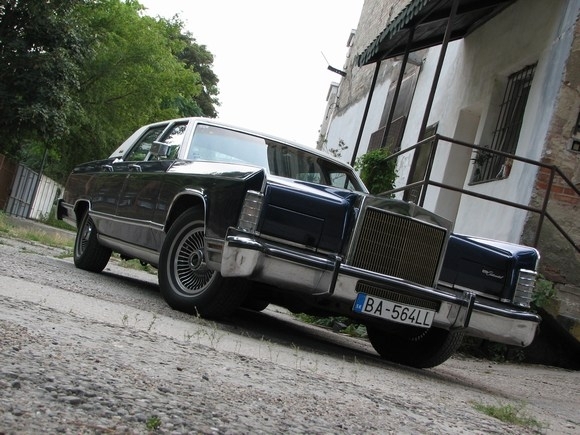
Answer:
[532,275,557,309]
[354,148,397,195]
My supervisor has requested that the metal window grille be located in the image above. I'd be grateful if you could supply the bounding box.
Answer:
[472,63,536,183]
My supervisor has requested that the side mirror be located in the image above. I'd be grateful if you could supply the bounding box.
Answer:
[150,141,170,159]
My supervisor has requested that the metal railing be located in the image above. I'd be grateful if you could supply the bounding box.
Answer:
[382,134,580,254]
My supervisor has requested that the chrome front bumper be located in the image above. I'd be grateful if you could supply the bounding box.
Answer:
[221,230,540,346]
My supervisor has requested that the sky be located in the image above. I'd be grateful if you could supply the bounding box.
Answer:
[139,0,363,147]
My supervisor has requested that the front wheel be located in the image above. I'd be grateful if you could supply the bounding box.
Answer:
[158,209,247,318]
[367,324,464,368]
[74,211,111,272]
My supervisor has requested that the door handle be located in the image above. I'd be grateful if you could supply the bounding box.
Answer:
[101,165,113,172]
[128,164,142,172]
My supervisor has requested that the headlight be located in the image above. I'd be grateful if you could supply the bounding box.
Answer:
[237,190,263,233]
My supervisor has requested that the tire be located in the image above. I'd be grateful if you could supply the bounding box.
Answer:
[158,209,248,318]
[367,323,465,368]
[74,211,112,272]
[241,297,270,312]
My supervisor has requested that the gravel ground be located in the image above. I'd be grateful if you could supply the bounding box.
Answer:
[0,229,579,434]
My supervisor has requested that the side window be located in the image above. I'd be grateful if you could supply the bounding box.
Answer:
[329,172,355,190]
[156,122,187,160]
[125,125,166,161]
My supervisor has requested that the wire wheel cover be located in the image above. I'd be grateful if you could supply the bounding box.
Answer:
[172,226,216,296]
[77,218,93,256]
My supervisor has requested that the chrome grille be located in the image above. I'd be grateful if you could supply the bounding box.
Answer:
[350,208,447,287]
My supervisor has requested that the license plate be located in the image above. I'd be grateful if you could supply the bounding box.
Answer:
[353,293,435,328]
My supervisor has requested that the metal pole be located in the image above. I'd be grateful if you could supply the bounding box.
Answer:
[419,0,459,139]
[350,60,382,167]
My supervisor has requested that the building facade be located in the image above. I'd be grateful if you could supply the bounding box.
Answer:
[319,0,580,344]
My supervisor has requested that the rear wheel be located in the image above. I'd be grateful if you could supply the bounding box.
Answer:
[367,324,464,368]
[158,209,247,318]
[74,211,111,272]
[241,296,270,312]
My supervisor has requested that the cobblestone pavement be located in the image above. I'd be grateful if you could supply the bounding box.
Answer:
[0,232,579,434]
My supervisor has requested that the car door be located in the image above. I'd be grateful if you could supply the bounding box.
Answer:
[115,121,188,250]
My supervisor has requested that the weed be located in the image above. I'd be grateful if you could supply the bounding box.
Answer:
[111,253,157,274]
[459,337,525,363]
[38,208,75,231]
[352,356,360,383]
[342,323,368,338]
[532,276,557,309]
[55,249,74,258]
[291,343,303,370]
[147,314,158,332]
[0,212,73,250]
[472,401,545,429]
[294,314,367,338]
[145,415,161,431]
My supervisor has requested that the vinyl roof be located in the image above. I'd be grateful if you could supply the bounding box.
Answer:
[357,0,517,66]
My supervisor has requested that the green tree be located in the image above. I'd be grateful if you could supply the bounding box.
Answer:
[1,0,220,182]
[156,16,220,117]
[54,0,204,180]
[0,0,88,156]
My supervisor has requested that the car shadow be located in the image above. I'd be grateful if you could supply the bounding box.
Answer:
[99,266,500,391]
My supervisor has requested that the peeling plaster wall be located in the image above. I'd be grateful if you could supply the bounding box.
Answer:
[449,0,572,241]
[321,0,413,164]
[323,0,576,243]
[523,0,580,297]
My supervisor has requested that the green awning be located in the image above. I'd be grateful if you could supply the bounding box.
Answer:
[357,0,517,66]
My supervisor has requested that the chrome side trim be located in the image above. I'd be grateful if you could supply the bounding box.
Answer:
[90,210,165,233]
[98,234,160,267]
[438,280,502,301]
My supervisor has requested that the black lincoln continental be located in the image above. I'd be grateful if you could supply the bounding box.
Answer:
[58,117,541,368]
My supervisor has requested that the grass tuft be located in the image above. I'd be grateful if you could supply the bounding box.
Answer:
[0,212,74,250]
[472,401,545,429]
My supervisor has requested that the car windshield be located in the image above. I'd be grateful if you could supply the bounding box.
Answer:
[187,124,364,192]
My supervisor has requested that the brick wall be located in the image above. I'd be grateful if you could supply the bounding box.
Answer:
[336,1,411,113]
[523,14,580,341]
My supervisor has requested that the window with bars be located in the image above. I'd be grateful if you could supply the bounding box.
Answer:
[471,63,536,183]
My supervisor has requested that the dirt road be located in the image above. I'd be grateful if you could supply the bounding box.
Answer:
[0,234,578,434]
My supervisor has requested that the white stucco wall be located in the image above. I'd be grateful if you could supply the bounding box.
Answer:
[323,0,578,243]
[449,0,575,241]
[324,64,392,165]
